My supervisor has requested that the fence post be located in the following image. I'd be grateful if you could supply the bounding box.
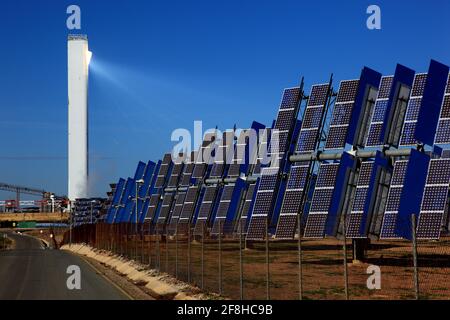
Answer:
[123,224,126,258]
[175,224,178,279]
[297,213,303,300]
[141,225,144,264]
[121,224,124,256]
[126,223,129,258]
[149,226,152,267]
[69,209,72,248]
[118,225,121,256]
[218,220,222,296]
[156,225,160,271]
[188,225,191,283]
[118,224,120,255]
[134,225,138,261]
[201,222,205,290]
[265,217,270,300]
[343,227,349,300]
[111,224,114,254]
[239,219,244,300]
[412,214,420,300]
[165,227,169,273]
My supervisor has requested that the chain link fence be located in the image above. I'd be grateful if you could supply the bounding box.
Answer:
[62,221,450,300]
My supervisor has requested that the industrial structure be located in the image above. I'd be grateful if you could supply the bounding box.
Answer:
[99,59,450,245]
[63,59,450,300]
[68,34,91,201]
[0,182,65,213]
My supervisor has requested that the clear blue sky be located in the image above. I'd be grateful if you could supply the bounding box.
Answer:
[0,0,449,199]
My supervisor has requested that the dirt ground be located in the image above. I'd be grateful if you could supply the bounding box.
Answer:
[81,254,155,300]
[38,225,450,300]
[122,236,450,300]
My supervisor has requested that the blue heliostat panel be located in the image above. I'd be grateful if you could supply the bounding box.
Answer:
[144,155,173,223]
[156,193,175,227]
[134,161,146,181]
[194,131,235,235]
[379,160,408,239]
[416,158,450,240]
[275,83,331,239]
[346,67,381,147]
[303,69,379,238]
[324,152,357,236]
[434,75,450,144]
[116,161,147,223]
[115,178,134,223]
[380,150,429,239]
[400,61,449,146]
[395,150,430,239]
[154,153,188,227]
[165,152,195,229]
[155,154,172,188]
[177,132,217,230]
[106,178,125,223]
[325,67,380,150]
[346,161,375,237]
[346,152,389,238]
[129,161,157,224]
[239,128,272,231]
[324,79,360,150]
[379,64,415,146]
[303,153,356,238]
[211,122,266,234]
[414,60,449,146]
[399,74,427,146]
[246,87,302,240]
[365,76,394,147]
[366,64,415,147]
[139,160,160,223]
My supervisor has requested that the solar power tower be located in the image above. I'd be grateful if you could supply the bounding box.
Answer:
[139,153,173,225]
[275,81,332,239]
[245,83,304,241]
[303,67,382,238]
[193,130,235,235]
[176,131,217,234]
[210,122,266,235]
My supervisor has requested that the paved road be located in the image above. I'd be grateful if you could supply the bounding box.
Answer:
[0,231,130,300]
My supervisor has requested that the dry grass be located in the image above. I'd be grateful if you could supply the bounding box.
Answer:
[128,236,450,300]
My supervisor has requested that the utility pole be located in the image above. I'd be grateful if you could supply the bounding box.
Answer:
[135,179,144,233]
[69,202,72,247]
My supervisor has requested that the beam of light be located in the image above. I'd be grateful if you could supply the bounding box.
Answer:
[88,57,244,123]
[86,50,93,66]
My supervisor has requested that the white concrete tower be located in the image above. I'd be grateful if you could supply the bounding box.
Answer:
[68,35,92,200]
